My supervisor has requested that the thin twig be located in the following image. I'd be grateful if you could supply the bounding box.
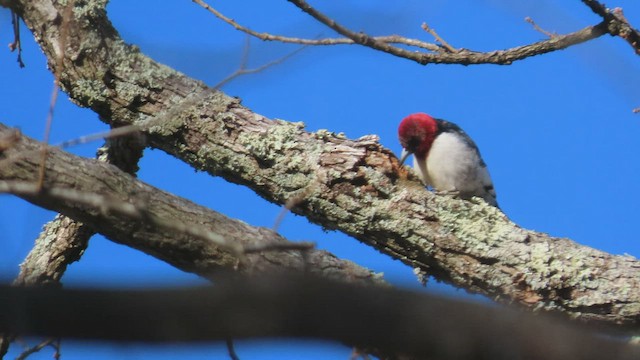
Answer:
[285,0,608,65]
[55,125,141,148]
[196,0,612,65]
[243,241,315,254]
[0,178,316,258]
[226,339,240,360]
[272,208,290,233]
[191,0,441,51]
[0,115,158,173]
[0,181,246,258]
[525,17,557,38]
[268,186,318,268]
[53,338,61,360]
[0,127,141,172]
[272,185,316,232]
[421,22,457,52]
[38,87,58,190]
[15,338,56,360]
[37,1,75,191]
[287,0,418,61]
[214,36,308,89]
[9,11,25,67]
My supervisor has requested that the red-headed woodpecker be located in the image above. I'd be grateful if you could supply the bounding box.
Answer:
[398,113,498,207]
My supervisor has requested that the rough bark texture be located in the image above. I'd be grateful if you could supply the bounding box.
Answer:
[14,214,93,287]
[15,136,145,287]
[0,125,380,284]
[0,135,146,358]
[4,0,640,329]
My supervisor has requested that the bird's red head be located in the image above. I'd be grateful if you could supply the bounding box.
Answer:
[398,113,438,160]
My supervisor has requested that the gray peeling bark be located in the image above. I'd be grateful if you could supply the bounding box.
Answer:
[6,1,640,327]
[0,125,379,284]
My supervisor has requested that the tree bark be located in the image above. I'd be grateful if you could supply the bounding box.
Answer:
[0,125,380,284]
[15,135,145,287]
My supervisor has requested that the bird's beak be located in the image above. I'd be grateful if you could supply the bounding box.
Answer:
[399,149,411,165]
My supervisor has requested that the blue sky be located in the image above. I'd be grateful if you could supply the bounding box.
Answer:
[1,1,640,359]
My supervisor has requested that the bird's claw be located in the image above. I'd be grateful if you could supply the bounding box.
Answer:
[434,189,461,198]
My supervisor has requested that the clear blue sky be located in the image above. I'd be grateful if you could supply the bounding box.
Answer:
[1,1,640,359]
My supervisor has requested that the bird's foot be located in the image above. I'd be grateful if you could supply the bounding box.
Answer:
[434,189,461,198]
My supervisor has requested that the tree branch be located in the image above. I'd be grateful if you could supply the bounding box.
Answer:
[192,0,611,65]
[284,0,611,65]
[214,36,308,90]
[0,124,381,285]
[582,0,640,54]
[6,0,640,329]
[191,0,442,51]
[15,133,145,287]
[0,275,639,360]
[0,94,147,359]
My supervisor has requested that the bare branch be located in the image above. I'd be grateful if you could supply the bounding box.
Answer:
[287,0,422,61]
[582,0,640,54]
[37,1,74,190]
[525,17,558,38]
[55,125,142,149]
[15,338,58,360]
[191,0,442,51]
[14,214,94,287]
[421,22,457,52]
[0,123,382,285]
[1,275,640,360]
[0,180,245,258]
[285,0,610,64]
[14,133,146,287]
[4,116,144,357]
[195,0,615,64]
[273,184,316,232]
[225,339,240,360]
[214,36,308,90]
[0,180,317,260]
[243,241,315,254]
[9,11,25,67]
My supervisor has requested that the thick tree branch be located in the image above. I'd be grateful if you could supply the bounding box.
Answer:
[0,124,381,285]
[1,275,639,360]
[15,134,145,287]
[6,0,640,329]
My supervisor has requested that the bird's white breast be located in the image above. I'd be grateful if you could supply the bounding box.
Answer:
[424,132,488,194]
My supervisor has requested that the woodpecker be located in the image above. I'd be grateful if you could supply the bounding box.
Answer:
[398,112,498,207]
